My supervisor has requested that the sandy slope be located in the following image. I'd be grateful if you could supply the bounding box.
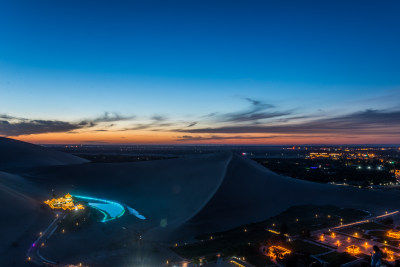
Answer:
[0,137,88,170]
[27,153,232,233]
[0,171,49,265]
[31,153,232,264]
[26,153,400,243]
[183,154,400,236]
[4,144,400,266]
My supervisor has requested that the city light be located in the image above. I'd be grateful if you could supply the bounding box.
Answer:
[320,234,325,241]
[44,193,84,211]
[267,246,291,259]
[387,230,400,239]
[346,245,360,255]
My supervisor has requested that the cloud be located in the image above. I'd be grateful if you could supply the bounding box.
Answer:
[179,109,400,136]
[0,118,82,136]
[0,112,135,136]
[80,112,135,125]
[176,135,278,141]
[151,115,167,122]
[213,97,291,123]
[186,122,197,127]
[124,115,171,131]
[176,134,334,142]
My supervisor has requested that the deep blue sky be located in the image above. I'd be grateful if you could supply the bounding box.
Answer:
[0,0,399,144]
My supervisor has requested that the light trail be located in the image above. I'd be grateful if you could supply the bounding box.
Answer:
[329,211,399,230]
[332,219,370,229]
[376,211,399,218]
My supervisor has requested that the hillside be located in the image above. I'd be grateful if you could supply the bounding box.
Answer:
[0,137,88,170]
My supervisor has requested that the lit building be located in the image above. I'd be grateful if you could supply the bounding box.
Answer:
[387,230,400,239]
[383,247,395,261]
[346,245,360,255]
[44,193,84,211]
[267,246,291,259]
[395,170,400,180]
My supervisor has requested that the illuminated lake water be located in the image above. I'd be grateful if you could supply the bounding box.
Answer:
[89,202,122,218]
[73,195,145,222]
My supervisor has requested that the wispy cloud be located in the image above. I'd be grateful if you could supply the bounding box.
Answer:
[213,97,291,123]
[79,112,135,126]
[0,112,135,136]
[0,118,82,136]
[176,135,278,141]
[186,122,197,127]
[124,115,172,131]
[3,97,399,143]
[179,109,400,136]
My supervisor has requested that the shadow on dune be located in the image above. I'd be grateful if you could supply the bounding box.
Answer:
[2,137,400,266]
[24,152,400,242]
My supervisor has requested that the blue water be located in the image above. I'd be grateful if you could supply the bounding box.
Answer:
[73,195,125,222]
[127,206,146,220]
[72,195,145,222]
[89,202,122,218]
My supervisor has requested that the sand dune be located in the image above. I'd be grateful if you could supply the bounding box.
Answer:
[0,137,88,170]
[26,153,232,230]
[182,154,400,236]
[25,152,400,242]
[2,139,400,265]
[0,171,47,265]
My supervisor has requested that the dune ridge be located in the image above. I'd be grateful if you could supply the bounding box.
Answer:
[180,154,400,238]
[0,137,88,170]
[0,171,46,260]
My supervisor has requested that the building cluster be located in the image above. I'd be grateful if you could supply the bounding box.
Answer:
[44,193,84,211]
[266,246,291,260]
[395,170,400,179]
[387,229,400,239]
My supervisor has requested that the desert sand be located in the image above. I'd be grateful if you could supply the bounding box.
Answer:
[1,137,399,266]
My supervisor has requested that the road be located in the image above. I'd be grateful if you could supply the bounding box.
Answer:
[311,210,400,263]
[26,212,65,266]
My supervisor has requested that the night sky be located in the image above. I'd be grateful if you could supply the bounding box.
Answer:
[1,0,399,144]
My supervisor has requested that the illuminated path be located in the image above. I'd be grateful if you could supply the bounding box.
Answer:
[27,196,145,266]
[26,212,65,266]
